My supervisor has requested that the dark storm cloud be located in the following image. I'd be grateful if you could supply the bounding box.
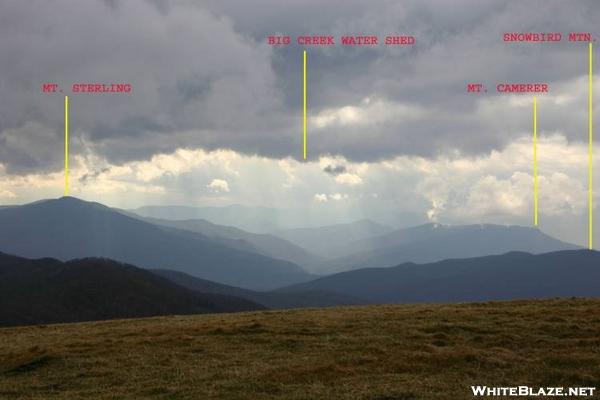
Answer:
[79,167,110,183]
[323,164,347,176]
[0,0,599,173]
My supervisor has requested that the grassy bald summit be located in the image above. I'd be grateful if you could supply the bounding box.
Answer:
[1,298,599,399]
[0,197,312,290]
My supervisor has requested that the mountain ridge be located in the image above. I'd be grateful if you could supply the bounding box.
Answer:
[152,268,363,309]
[0,251,265,327]
[317,223,579,273]
[0,197,313,290]
[272,219,394,262]
[280,250,600,303]
[133,215,323,268]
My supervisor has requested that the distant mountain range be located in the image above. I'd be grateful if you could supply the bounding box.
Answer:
[132,204,312,233]
[134,216,322,268]
[2,242,599,327]
[281,250,600,303]
[315,223,579,274]
[0,196,589,316]
[272,219,393,261]
[130,204,405,234]
[0,197,313,290]
[129,204,579,276]
[0,252,264,327]
[0,198,582,283]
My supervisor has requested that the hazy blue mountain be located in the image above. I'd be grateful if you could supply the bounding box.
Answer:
[280,250,600,303]
[0,197,313,290]
[272,219,393,261]
[137,216,322,268]
[131,205,304,233]
[130,204,392,234]
[319,223,579,273]
[153,269,363,309]
[0,252,265,327]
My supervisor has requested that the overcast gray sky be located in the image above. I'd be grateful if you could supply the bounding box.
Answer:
[1,0,599,246]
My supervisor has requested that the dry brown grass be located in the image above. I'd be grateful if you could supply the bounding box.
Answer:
[1,298,600,399]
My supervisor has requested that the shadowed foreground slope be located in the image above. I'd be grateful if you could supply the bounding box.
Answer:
[152,268,363,309]
[0,253,264,327]
[1,298,600,399]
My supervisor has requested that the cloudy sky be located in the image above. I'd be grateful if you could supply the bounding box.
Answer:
[1,0,599,245]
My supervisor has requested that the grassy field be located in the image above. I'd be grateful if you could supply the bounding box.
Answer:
[1,298,600,399]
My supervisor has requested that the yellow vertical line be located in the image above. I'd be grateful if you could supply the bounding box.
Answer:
[533,96,538,227]
[303,50,307,160]
[64,95,69,196]
[589,42,593,249]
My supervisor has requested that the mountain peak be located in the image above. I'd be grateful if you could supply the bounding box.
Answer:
[0,197,311,290]
[23,196,110,211]
[56,196,96,205]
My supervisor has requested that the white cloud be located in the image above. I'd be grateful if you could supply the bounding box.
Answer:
[330,193,349,201]
[311,97,425,130]
[313,193,328,203]
[427,199,445,222]
[460,173,530,218]
[0,190,16,199]
[335,173,363,186]
[207,179,230,193]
